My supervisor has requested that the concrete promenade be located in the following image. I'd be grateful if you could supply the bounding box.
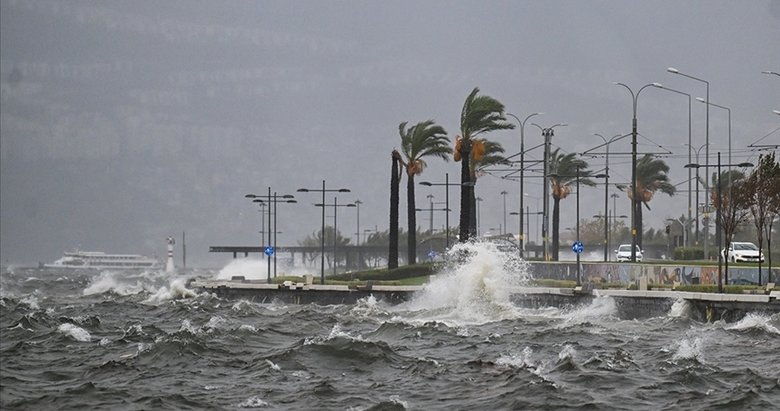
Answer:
[190,278,779,322]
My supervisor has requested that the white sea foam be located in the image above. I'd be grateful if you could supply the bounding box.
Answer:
[58,323,91,342]
[668,298,690,318]
[496,346,535,369]
[19,295,40,310]
[350,295,385,317]
[216,259,268,281]
[83,271,144,296]
[558,344,577,361]
[179,319,200,334]
[265,359,281,371]
[143,277,197,304]
[559,295,617,326]
[725,313,780,334]
[304,323,363,345]
[237,395,269,408]
[239,324,257,332]
[672,337,704,361]
[399,241,530,325]
[388,395,408,408]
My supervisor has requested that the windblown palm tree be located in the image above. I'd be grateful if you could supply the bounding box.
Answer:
[629,154,676,248]
[388,149,402,269]
[548,149,595,260]
[455,87,514,242]
[399,120,451,265]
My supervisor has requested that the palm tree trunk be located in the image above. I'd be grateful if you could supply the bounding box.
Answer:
[459,143,472,242]
[407,173,417,265]
[389,153,400,269]
[469,181,477,237]
[552,196,561,261]
[636,199,643,249]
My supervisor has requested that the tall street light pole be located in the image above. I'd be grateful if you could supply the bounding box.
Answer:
[594,133,623,261]
[500,190,509,236]
[686,142,708,246]
[668,67,709,255]
[614,82,655,262]
[314,198,357,277]
[507,112,542,258]
[354,199,362,270]
[420,173,472,249]
[696,97,732,177]
[297,181,351,284]
[246,190,296,283]
[531,122,567,261]
[652,82,693,246]
[685,153,753,292]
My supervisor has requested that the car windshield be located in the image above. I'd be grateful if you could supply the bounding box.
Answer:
[733,243,758,251]
[618,245,633,252]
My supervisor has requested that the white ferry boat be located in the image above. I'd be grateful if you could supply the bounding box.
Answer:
[44,251,161,270]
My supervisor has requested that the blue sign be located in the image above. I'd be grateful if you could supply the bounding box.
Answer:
[571,241,584,254]
[427,250,437,260]
[264,246,275,256]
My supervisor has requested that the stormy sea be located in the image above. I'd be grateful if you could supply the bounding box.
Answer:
[2,243,779,410]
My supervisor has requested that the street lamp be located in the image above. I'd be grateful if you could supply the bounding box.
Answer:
[762,70,780,77]
[685,143,708,248]
[531,122,567,261]
[297,181,351,284]
[420,173,473,249]
[500,190,509,236]
[653,82,693,245]
[314,198,356,277]
[668,67,710,257]
[696,97,732,174]
[593,133,624,261]
[685,153,753,292]
[613,81,656,262]
[524,193,541,246]
[507,112,542,258]
[246,191,296,283]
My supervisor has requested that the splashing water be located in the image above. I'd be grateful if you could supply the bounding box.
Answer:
[668,298,691,318]
[672,337,705,362]
[725,313,780,334]
[399,241,530,325]
[216,259,268,281]
[58,323,91,342]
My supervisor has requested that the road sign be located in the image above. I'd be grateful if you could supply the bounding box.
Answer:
[571,241,584,254]
[427,250,437,260]
[264,246,275,256]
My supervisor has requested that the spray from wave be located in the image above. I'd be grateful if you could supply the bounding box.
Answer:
[399,241,530,325]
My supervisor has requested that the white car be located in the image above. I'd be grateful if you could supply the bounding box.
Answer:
[722,242,765,263]
[615,244,643,262]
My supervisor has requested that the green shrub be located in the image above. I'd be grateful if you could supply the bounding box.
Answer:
[673,247,704,260]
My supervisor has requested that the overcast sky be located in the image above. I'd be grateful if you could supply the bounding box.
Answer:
[2,0,778,266]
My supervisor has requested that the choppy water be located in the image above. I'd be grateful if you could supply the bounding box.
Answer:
[2,243,779,410]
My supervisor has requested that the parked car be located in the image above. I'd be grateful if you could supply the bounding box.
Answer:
[721,242,765,263]
[615,244,643,262]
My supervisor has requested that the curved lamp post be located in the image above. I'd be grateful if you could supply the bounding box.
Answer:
[246,191,296,283]
[507,112,542,258]
[297,181,351,284]
[652,82,693,246]
[613,81,655,262]
[594,133,623,261]
[420,173,474,249]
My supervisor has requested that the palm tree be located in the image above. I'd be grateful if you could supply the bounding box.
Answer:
[388,149,402,269]
[399,120,451,265]
[455,87,514,242]
[548,149,595,260]
[630,154,676,248]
